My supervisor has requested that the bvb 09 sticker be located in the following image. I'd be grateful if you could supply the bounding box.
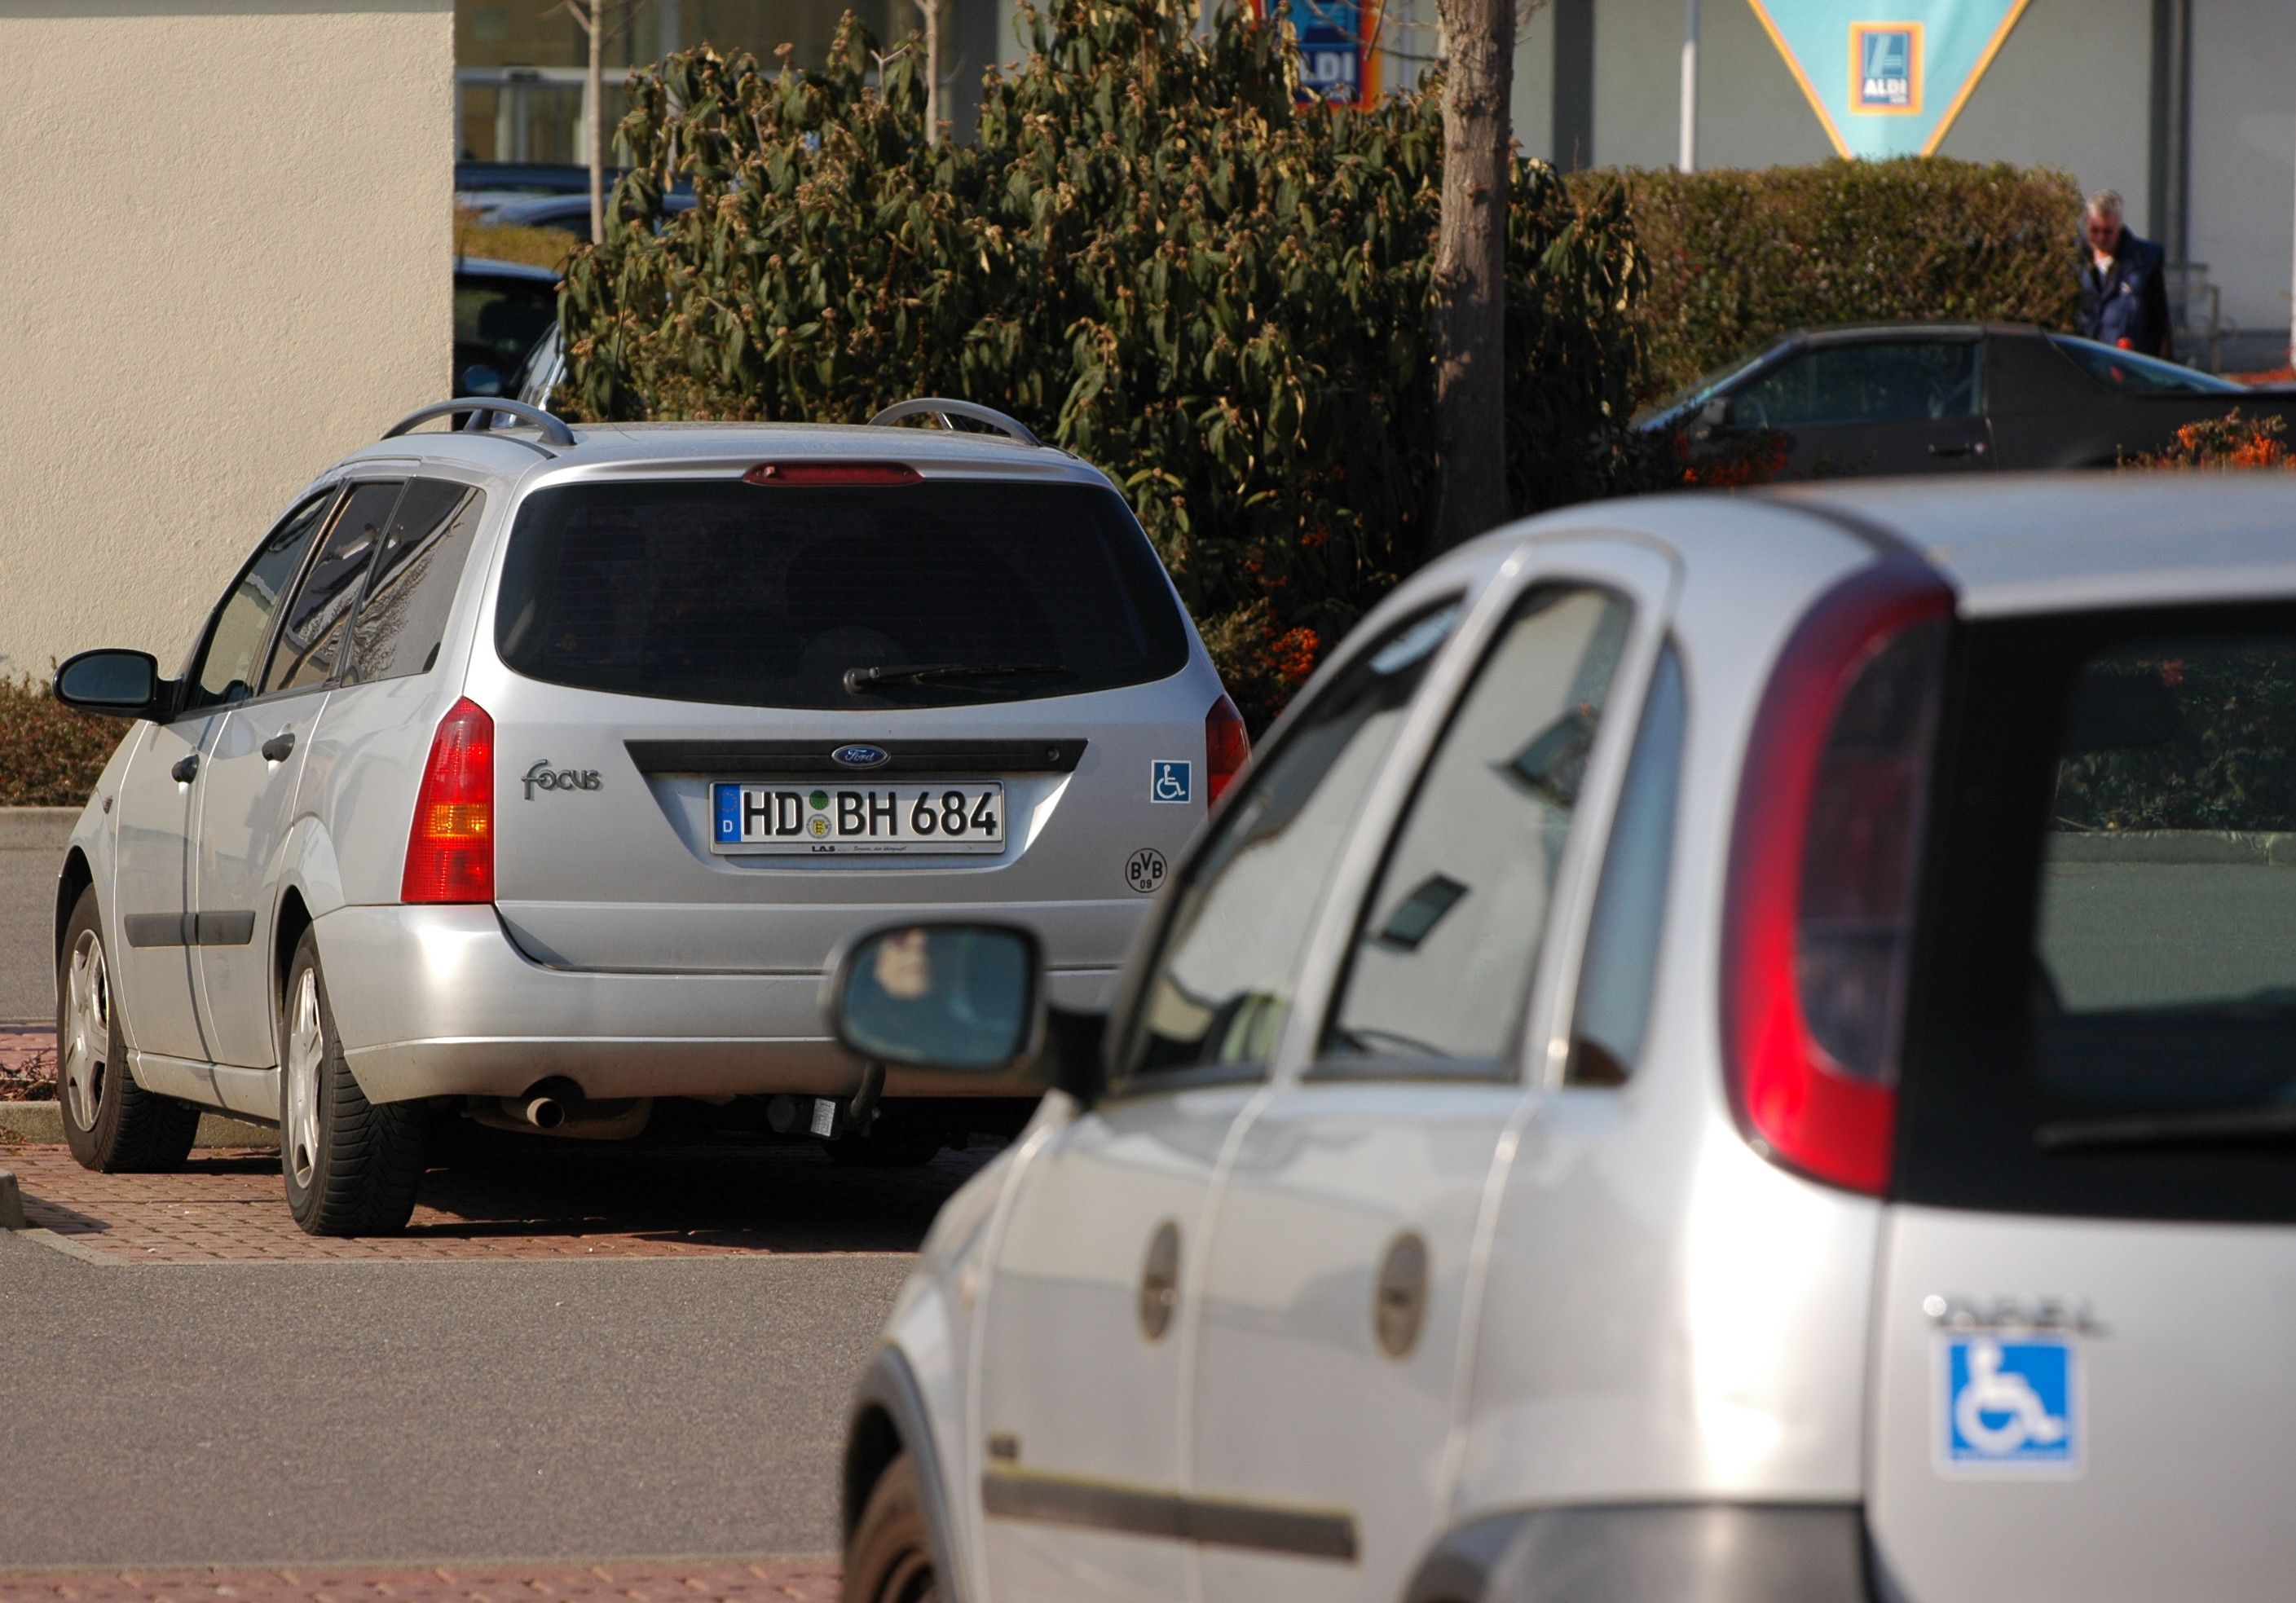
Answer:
[1935,1332,2081,1476]
[1126,848,1168,894]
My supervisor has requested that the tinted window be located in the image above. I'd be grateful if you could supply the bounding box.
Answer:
[348,482,484,683]
[1116,604,1461,1086]
[2047,334,2243,395]
[189,491,336,712]
[1900,606,2296,1222]
[456,274,557,391]
[1320,588,1632,1072]
[265,482,399,694]
[1567,644,1685,1086]
[496,480,1189,710]
[1735,341,1980,428]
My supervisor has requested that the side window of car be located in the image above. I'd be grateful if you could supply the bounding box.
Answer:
[344,481,486,684]
[1112,602,1462,1087]
[263,481,403,694]
[187,491,338,713]
[1320,586,1633,1073]
[1735,341,1981,429]
[1564,644,1686,1086]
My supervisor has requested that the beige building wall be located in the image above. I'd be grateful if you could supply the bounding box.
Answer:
[0,0,452,683]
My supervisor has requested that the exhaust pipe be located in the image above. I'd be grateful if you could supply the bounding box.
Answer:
[472,1091,651,1141]
[507,1094,565,1130]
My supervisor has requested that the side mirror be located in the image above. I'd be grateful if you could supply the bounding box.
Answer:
[53,649,166,719]
[461,363,505,398]
[823,922,1044,1073]
[1697,395,1735,430]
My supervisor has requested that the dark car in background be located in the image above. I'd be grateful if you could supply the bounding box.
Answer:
[469,190,699,243]
[1640,323,2296,479]
[454,257,559,397]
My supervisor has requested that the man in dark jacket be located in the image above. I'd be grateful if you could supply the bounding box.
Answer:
[2077,189,2173,359]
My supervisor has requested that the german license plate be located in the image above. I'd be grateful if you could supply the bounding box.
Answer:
[710,782,1007,855]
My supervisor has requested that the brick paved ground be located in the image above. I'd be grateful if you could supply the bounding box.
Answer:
[1,1123,992,1262]
[0,1564,837,1603]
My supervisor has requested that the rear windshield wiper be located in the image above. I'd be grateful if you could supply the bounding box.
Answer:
[844,663,1062,693]
[2036,1103,2296,1153]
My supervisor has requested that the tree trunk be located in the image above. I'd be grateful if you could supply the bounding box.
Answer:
[1428,0,1514,553]
[914,0,942,141]
[587,1,606,244]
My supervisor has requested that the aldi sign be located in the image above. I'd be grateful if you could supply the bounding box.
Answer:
[1747,1,2028,158]
[1271,0,1382,107]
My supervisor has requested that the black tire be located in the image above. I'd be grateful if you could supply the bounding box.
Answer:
[843,1453,941,1603]
[56,887,199,1174]
[279,928,425,1235]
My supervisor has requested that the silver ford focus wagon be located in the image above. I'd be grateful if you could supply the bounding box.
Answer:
[819,473,2296,1603]
[50,399,1242,1235]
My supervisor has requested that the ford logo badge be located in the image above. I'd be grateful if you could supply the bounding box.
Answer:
[831,743,890,769]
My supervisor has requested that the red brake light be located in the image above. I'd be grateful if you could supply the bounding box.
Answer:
[1721,559,1950,1195]
[1205,694,1249,804]
[743,462,922,486]
[401,697,495,904]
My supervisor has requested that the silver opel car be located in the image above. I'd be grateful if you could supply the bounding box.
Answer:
[819,474,2296,1603]
[51,399,1243,1235]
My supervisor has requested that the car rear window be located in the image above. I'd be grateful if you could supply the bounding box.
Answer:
[1898,603,2296,1222]
[494,478,1189,710]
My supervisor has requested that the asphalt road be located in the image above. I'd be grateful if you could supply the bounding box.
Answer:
[0,1228,909,1569]
[1,844,55,1024]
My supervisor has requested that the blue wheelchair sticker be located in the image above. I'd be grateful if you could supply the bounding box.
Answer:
[1151,760,1193,804]
[1937,1334,2080,1474]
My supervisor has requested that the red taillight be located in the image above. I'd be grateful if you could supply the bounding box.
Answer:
[1205,694,1249,804]
[1722,559,1950,1195]
[743,462,922,486]
[401,697,495,904]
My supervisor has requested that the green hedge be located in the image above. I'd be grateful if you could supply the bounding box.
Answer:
[561,0,1646,724]
[0,675,118,808]
[1584,158,2084,398]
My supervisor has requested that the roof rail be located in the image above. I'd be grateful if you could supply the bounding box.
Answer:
[382,398,577,448]
[869,398,1042,448]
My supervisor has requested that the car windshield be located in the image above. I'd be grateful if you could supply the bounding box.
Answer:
[495,478,1189,710]
[2047,335,2245,394]
[1629,347,1782,427]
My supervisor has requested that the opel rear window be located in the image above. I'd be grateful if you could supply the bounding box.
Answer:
[1898,602,2296,1222]
[494,478,1189,709]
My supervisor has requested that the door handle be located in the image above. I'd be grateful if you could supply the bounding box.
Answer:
[170,753,199,784]
[1928,440,1987,458]
[261,732,297,763]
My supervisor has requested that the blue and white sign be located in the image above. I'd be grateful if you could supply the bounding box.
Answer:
[1936,1334,2081,1475]
[1151,760,1193,804]
[1746,1,2030,159]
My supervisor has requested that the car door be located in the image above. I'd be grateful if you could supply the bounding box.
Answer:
[112,489,338,1068]
[1731,338,1991,478]
[1186,545,1677,1603]
[191,481,396,1078]
[971,597,1466,1603]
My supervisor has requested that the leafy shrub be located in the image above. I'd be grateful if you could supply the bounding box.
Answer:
[1587,158,2084,399]
[558,0,1646,725]
[0,676,120,808]
[2120,407,2295,471]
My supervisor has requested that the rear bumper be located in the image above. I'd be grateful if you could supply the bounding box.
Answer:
[315,904,1117,1104]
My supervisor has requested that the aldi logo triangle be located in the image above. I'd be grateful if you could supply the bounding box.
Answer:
[1745,0,2031,159]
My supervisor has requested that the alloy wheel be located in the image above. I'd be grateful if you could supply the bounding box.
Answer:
[59,931,109,1131]
[284,966,324,1190]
